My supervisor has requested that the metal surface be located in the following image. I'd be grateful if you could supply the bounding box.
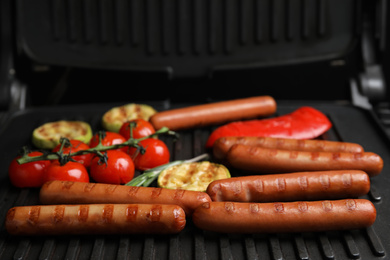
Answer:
[0,100,389,259]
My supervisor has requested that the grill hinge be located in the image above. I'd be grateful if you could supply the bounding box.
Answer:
[352,0,387,108]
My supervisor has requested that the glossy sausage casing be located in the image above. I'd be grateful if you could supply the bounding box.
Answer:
[149,96,276,131]
[227,144,383,176]
[192,200,376,233]
[39,181,211,216]
[213,136,365,160]
[207,170,370,202]
[6,204,186,235]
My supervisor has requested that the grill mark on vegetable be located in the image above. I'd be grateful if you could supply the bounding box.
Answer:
[127,186,140,196]
[298,202,308,212]
[126,205,138,222]
[298,176,308,190]
[105,185,117,194]
[346,199,356,210]
[135,104,142,118]
[147,205,162,222]
[53,206,65,223]
[78,205,89,222]
[102,205,114,223]
[207,162,218,175]
[152,188,162,198]
[320,175,330,190]
[28,206,40,225]
[276,178,286,191]
[174,189,185,200]
[322,201,333,212]
[274,203,284,213]
[84,183,96,192]
[342,174,352,187]
[119,107,127,120]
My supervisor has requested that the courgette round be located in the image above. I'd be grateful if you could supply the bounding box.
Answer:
[157,161,230,192]
[32,120,93,149]
[102,103,157,132]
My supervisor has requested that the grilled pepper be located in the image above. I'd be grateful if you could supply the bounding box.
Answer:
[206,106,332,148]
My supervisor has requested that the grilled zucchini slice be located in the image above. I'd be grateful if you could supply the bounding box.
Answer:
[32,121,93,149]
[102,103,157,132]
[157,161,230,192]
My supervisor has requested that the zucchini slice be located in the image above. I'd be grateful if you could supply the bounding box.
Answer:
[157,161,230,192]
[32,121,93,149]
[102,103,157,132]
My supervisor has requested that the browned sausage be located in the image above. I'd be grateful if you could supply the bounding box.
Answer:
[213,136,365,160]
[6,204,186,235]
[149,96,277,131]
[207,170,370,202]
[39,181,211,216]
[226,144,383,177]
[192,199,376,233]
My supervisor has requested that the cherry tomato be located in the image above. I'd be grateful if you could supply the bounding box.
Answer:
[43,161,89,183]
[90,150,135,184]
[119,119,156,140]
[8,151,51,188]
[128,138,170,171]
[52,140,92,168]
[89,131,127,153]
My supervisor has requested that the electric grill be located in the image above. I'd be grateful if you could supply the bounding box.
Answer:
[1,0,390,259]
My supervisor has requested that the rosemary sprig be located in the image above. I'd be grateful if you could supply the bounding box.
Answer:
[125,153,210,187]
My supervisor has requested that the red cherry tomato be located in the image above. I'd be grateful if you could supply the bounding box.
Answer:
[89,131,127,153]
[128,138,170,171]
[8,151,51,188]
[52,140,92,168]
[90,150,135,184]
[43,161,89,183]
[119,119,156,140]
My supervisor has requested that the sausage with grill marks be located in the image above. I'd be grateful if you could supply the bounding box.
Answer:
[149,96,277,131]
[226,144,383,177]
[39,180,211,216]
[213,136,365,160]
[207,170,370,202]
[192,199,376,233]
[5,204,186,235]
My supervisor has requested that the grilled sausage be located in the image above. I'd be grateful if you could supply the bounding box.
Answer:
[192,199,376,233]
[213,136,365,160]
[149,96,276,131]
[207,170,370,202]
[6,204,186,235]
[227,144,383,177]
[39,181,211,216]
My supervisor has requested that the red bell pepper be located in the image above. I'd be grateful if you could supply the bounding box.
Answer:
[205,106,332,148]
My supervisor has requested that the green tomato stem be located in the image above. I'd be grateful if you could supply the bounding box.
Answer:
[16,127,176,165]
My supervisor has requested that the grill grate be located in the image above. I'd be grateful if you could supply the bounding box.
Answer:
[0,101,388,259]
